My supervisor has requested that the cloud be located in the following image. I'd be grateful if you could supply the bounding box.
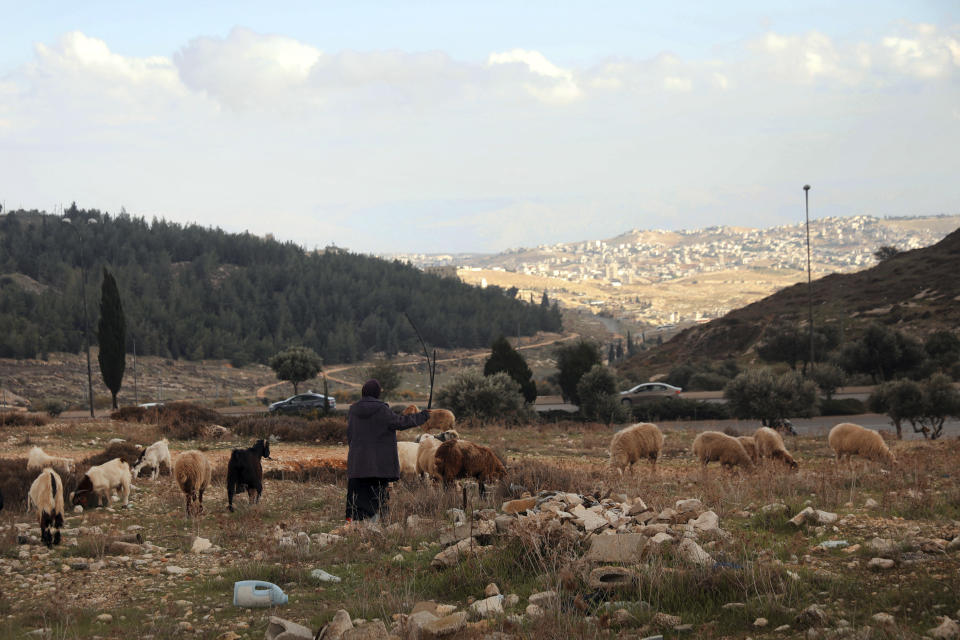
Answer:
[487,48,581,103]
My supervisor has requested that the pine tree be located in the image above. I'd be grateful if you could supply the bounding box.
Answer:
[97,267,127,409]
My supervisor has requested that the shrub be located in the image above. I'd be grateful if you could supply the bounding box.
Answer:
[0,412,48,427]
[555,340,602,404]
[724,369,818,423]
[40,398,65,417]
[818,398,865,416]
[226,415,347,443]
[808,363,845,399]
[630,397,731,422]
[686,372,731,391]
[436,370,525,420]
[576,365,629,424]
[112,402,224,439]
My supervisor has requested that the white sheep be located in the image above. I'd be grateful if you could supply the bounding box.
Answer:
[173,450,212,517]
[692,431,754,469]
[27,468,65,547]
[397,441,420,477]
[736,436,758,463]
[132,439,172,480]
[415,433,442,479]
[26,446,76,475]
[71,458,131,508]
[754,427,799,469]
[609,422,665,474]
[828,422,896,468]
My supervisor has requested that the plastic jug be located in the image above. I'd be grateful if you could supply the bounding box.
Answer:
[233,580,288,607]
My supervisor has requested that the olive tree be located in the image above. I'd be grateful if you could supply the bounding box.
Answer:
[576,364,630,425]
[436,370,525,420]
[269,346,323,394]
[724,369,818,424]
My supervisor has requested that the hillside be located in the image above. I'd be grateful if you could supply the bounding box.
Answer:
[0,207,561,364]
[618,226,960,375]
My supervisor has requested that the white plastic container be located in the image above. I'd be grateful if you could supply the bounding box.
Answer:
[233,580,288,607]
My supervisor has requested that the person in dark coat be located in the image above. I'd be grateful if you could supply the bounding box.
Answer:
[346,378,430,522]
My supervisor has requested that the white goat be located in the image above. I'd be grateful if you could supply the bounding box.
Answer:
[71,458,132,508]
[27,469,65,547]
[132,439,172,480]
[26,446,76,475]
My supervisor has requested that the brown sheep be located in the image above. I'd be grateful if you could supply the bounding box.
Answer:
[174,450,212,517]
[403,404,456,432]
[828,423,896,468]
[434,439,506,496]
[609,423,664,474]
[692,431,754,469]
[736,436,758,463]
[754,427,799,469]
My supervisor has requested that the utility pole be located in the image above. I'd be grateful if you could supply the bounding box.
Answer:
[804,185,814,373]
[63,216,96,417]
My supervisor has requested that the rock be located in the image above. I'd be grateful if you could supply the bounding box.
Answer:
[648,532,675,549]
[571,505,609,532]
[311,568,342,582]
[96,614,113,623]
[871,613,895,628]
[754,617,768,628]
[191,537,212,553]
[689,510,720,534]
[762,503,788,514]
[675,499,703,513]
[265,616,314,640]
[422,612,468,638]
[311,533,343,547]
[813,510,838,525]
[73,505,83,513]
[528,591,558,610]
[504,594,519,607]
[484,583,500,597]
[178,621,194,632]
[722,602,745,610]
[217,632,242,640]
[342,620,389,640]
[867,538,897,558]
[652,613,681,628]
[627,499,649,515]
[867,557,895,571]
[789,507,815,527]
[929,617,960,640]
[431,538,490,569]
[393,553,404,563]
[674,623,694,632]
[945,537,960,552]
[525,604,543,618]
[494,515,515,533]
[677,538,713,567]
[446,508,466,523]
[774,624,791,632]
[165,565,188,575]
[106,541,142,555]
[795,605,830,628]
[321,609,354,640]
[470,595,503,618]
[435,604,457,617]
[864,498,879,508]
[584,533,648,563]
[588,566,637,589]
[501,498,537,514]
[407,610,438,639]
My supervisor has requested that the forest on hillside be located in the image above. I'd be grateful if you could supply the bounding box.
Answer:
[0,206,562,364]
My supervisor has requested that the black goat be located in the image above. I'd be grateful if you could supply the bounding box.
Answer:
[227,439,271,512]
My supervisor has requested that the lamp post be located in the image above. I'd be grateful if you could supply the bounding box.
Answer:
[63,217,96,418]
[803,185,814,374]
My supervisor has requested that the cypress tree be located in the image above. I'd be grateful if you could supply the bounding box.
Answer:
[484,335,537,403]
[97,267,127,409]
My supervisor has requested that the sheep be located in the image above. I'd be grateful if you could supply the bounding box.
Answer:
[403,404,456,432]
[754,427,799,469]
[173,450,212,517]
[434,439,506,496]
[397,441,420,477]
[828,422,896,468]
[692,431,754,469]
[71,458,132,508]
[227,439,271,512]
[26,446,76,475]
[414,430,462,480]
[27,468,64,548]
[609,423,664,474]
[132,439,172,480]
[736,436,759,463]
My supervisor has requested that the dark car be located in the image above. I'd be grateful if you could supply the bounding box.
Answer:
[268,392,337,414]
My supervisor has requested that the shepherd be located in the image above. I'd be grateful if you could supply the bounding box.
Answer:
[346,379,430,523]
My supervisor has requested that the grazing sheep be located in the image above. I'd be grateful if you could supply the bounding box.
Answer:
[737,436,759,463]
[754,427,799,469]
[692,431,754,469]
[227,439,271,512]
[434,439,506,496]
[27,468,64,547]
[397,441,420,477]
[415,433,442,479]
[132,439,172,480]
[609,423,664,474]
[828,422,896,468]
[26,446,76,475]
[173,450,212,517]
[403,404,456,432]
[71,458,131,508]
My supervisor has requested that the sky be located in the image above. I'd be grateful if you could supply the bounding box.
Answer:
[1,1,958,254]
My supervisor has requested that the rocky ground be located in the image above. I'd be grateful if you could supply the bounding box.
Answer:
[0,418,958,639]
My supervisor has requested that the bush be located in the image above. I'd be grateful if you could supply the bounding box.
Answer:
[724,369,818,423]
[436,370,525,420]
[226,415,347,443]
[40,398,65,417]
[686,372,731,391]
[555,340,602,404]
[576,365,629,424]
[808,363,845,399]
[818,398,865,416]
[112,402,225,440]
[0,412,48,427]
[630,397,731,421]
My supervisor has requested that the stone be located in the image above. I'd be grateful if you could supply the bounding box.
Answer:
[407,610,438,639]
[446,508,466,523]
[627,498,648,515]
[754,617,768,628]
[311,533,343,547]
[774,624,791,632]
[649,532,675,548]
[789,507,815,527]
[677,538,713,567]
[265,616,314,640]
[431,538,490,569]
[761,502,788,514]
[813,510,838,525]
[584,533,648,563]
[494,515,515,533]
[871,613,895,628]
[689,511,719,534]
[435,605,457,617]
[470,595,503,618]
[216,633,242,640]
[795,605,830,628]
[322,609,354,640]
[165,565,188,575]
[525,604,543,618]
[674,624,694,632]
[588,566,637,589]
[528,591,558,610]
[342,620,389,640]
[867,557,895,570]
[945,537,960,552]
[311,568,342,582]
[393,553,404,563]
[864,498,879,508]
[411,602,438,615]
[191,537,212,553]
[675,499,703,513]
[929,617,960,640]
[96,614,113,623]
[652,613,681,627]
[656,508,678,522]
[722,603,745,610]
[484,583,500,597]
[501,498,537,514]
[867,538,897,558]
[503,594,519,607]
[421,612,468,638]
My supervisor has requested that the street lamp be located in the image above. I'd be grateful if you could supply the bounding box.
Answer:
[63,216,97,418]
[803,185,814,374]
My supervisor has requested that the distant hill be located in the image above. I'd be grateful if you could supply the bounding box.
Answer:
[0,207,562,364]
[618,226,960,376]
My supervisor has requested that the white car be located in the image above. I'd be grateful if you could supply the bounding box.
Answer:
[619,383,682,405]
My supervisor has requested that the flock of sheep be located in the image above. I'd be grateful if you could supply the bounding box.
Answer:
[610,421,897,473]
